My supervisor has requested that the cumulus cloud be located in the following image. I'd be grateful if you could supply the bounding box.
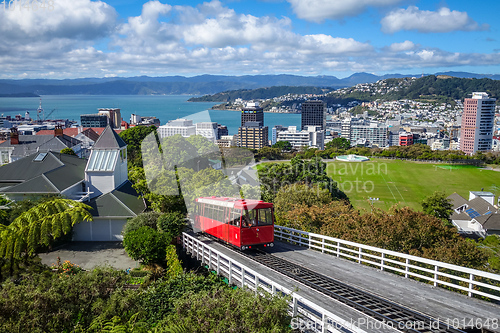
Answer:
[1,0,500,79]
[388,40,417,52]
[0,0,117,41]
[286,0,401,22]
[381,6,489,34]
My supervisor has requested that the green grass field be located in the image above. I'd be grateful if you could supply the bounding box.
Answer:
[326,159,500,212]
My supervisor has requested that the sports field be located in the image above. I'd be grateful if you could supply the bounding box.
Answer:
[326,159,500,212]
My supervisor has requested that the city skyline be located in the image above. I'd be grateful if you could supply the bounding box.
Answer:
[1,0,500,79]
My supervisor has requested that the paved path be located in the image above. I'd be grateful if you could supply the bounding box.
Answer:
[39,242,139,271]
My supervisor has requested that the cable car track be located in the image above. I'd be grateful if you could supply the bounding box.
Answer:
[198,233,485,333]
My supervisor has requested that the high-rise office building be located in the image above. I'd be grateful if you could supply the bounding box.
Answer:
[98,108,121,129]
[158,119,196,138]
[241,102,264,127]
[238,122,268,149]
[342,118,388,147]
[81,114,109,128]
[276,126,324,150]
[238,102,268,149]
[271,125,286,145]
[460,92,496,155]
[301,100,326,131]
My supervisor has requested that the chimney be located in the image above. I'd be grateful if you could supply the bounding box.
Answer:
[54,125,63,137]
[10,127,19,145]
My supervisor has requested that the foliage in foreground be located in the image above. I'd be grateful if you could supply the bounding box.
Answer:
[155,287,292,333]
[279,201,490,270]
[123,226,171,266]
[0,266,135,333]
[0,198,92,259]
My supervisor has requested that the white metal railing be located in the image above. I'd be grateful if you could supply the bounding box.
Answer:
[274,225,500,302]
[182,232,370,333]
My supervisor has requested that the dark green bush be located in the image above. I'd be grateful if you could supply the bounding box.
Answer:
[123,227,171,265]
[155,287,292,333]
[157,212,186,238]
[122,211,161,236]
[0,266,131,333]
[140,272,227,324]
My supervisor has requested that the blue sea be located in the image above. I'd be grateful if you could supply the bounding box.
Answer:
[0,95,300,139]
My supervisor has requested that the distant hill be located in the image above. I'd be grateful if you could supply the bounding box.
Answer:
[188,86,333,102]
[384,75,500,101]
[0,72,499,96]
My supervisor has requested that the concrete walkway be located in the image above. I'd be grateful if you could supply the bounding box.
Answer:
[39,242,139,271]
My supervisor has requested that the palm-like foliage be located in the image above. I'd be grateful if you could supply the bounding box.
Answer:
[0,198,92,259]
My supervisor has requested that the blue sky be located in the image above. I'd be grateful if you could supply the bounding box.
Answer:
[1,0,500,79]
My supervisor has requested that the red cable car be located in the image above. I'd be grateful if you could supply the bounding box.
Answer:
[193,197,274,250]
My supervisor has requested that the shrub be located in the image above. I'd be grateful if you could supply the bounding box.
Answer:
[156,288,292,333]
[0,266,130,333]
[122,211,161,236]
[157,212,186,238]
[123,226,171,265]
[140,272,227,324]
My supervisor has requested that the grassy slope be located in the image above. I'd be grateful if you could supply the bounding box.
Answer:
[256,159,500,212]
[326,159,500,212]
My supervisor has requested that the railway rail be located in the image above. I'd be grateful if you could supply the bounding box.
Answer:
[201,233,495,333]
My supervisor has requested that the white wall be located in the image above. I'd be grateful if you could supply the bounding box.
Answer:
[86,173,115,198]
[72,218,127,241]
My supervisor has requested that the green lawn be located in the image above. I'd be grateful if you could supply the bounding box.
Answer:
[326,159,500,212]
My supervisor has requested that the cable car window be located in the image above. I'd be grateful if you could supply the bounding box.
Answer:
[243,209,257,227]
[258,208,273,226]
[230,209,241,226]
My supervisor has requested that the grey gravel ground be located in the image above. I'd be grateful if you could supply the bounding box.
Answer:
[39,242,139,271]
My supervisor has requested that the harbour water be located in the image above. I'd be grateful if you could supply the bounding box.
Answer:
[0,95,301,138]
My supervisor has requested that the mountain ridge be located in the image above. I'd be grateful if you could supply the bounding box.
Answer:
[1,72,499,96]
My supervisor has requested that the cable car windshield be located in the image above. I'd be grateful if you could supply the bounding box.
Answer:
[243,208,273,227]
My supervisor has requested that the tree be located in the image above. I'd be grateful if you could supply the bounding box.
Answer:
[119,125,157,168]
[272,141,292,151]
[122,211,162,236]
[326,137,350,150]
[0,198,92,259]
[60,147,76,156]
[123,226,171,266]
[157,212,186,238]
[421,191,453,223]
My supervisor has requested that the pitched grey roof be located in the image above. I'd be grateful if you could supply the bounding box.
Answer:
[447,193,468,209]
[468,197,497,216]
[92,125,126,150]
[0,134,81,158]
[0,152,87,193]
[483,215,500,230]
[87,181,145,217]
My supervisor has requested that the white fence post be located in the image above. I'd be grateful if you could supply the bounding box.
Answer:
[434,266,439,287]
[241,268,246,288]
[358,248,362,264]
[228,261,233,285]
[292,296,298,317]
[255,276,259,293]
[321,238,325,253]
[216,253,220,275]
[380,253,385,271]
[469,274,474,297]
[208,248,212,270]
[337,242,340,258]
[405,258,409,278]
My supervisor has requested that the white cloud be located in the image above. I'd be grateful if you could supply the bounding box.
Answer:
[286,0,401,22]
[388,40,416,52]
[381,6,489,34]
[1,0,500,79]
[0,0,117,41]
